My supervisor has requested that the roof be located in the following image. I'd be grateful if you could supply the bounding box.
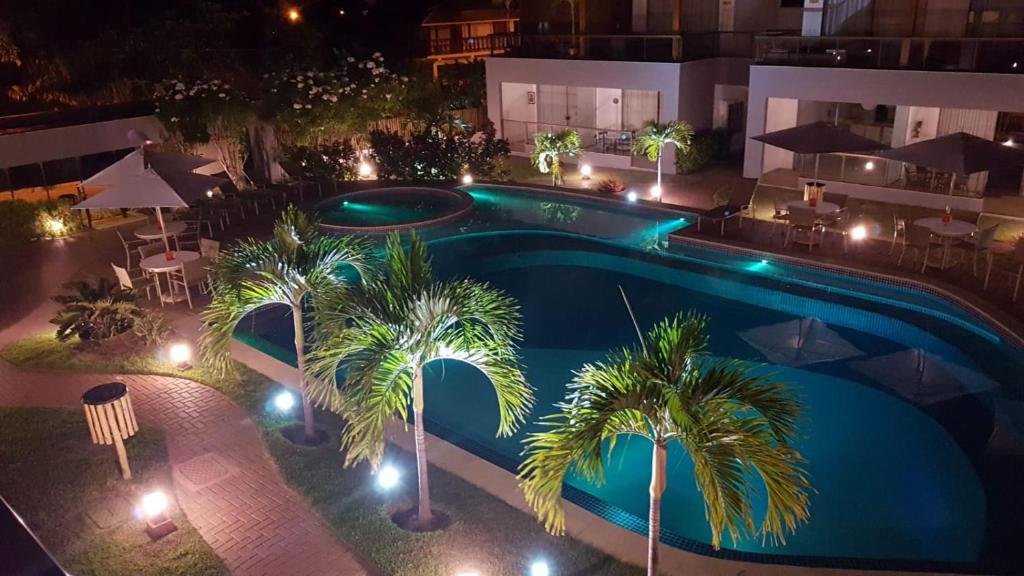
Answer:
[422,7,518,26]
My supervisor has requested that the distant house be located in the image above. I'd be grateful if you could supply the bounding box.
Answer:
[422,5,519,77]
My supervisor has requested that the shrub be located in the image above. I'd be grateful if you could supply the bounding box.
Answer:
[35,200,80,239]
[369,122,510,181]
[0,200,39,245]
[50,279,145,342]
[594,178,625,195]
[281,140,359,183]
[675,132,716,174]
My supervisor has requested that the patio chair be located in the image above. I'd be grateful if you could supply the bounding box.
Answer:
[176,220,204,251]
[889,212,907,255]
[200,238,220,261]
[137,242,165,261]
[822,208,852,253]
[111,263,155,301]
[698,186,755,236]
[115,228,148,270]
[897,223,935,273]
[784,206,823,252]
[770,199,790,236]
[961,224,999,289]
[167,258,211,310]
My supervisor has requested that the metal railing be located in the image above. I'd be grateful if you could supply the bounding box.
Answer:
[426,34,521,57]
[755,34,1024,73]
[506,32,754,62]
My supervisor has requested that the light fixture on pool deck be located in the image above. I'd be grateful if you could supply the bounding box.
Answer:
[168,342,192,369]
[462,173,474,184]
[141,490,177,539]
[850,224,868,241]
[358,161,373,178]
[1004,138,1015,147]
[580,163,592,180]
[626,191,638,202]
[529,560,550,576]
[274,390,296,413]
[206,189,214,198]
[864,161,874,171]
[650,184,662,201]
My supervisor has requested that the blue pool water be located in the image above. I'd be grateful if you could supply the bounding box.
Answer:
[241,185,1024,570]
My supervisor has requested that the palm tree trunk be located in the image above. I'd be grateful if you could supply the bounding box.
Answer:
[413,364,433,525]
[648,442,667,576]
[292,305,315,442]
[656,147,663,200]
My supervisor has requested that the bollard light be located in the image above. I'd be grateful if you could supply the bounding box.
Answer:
[650,185,662,200]
[206,189,214,198]
[43,216,66,235]
[626,191,638,203]
[529,560,550,576]
[462,174,474,185]
[850,224,868,241]
[274,391,296,412]
[358,162,373,178]
[377,464,400,490]
[142,491,168,518]
[864,161,874,171]
[580,163,592,179]
[141,490,177,539]
[168,342,192,369]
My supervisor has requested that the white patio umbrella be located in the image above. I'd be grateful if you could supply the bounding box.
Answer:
[75,149,226,251]
[852,348,999,405]
[739,317,863,367]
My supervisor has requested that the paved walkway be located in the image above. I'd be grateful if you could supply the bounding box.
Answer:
[0,361,367,576]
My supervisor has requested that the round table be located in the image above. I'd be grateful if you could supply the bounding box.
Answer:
[135,221,186,241]
[913,217,977,269]
[140,250,200,303]
[786,200,840,215]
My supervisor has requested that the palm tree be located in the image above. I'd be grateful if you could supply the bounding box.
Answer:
[631,120,694,200]
[519,311,811,576]
[531,130,582,187]
[308,232,534,529]
[200,205,372,444]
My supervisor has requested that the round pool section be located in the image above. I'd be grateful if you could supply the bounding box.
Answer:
[317,186,473,233]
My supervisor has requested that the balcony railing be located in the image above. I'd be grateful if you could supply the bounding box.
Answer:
[426,34,520,57]
[506,32,754,63]
[755,35,1024,73]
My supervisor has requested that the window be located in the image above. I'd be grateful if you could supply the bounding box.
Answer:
[781,0,803,7]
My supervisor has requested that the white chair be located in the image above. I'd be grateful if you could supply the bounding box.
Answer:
[784,207,822,252]
[897,223,935,273]
[116,228,148,270]
[771,199,790,236]
[137,242,164,260]
[962,225,999,289]
[167,258,210,310]
[111,263,155,301]
[200,238,221,261]
[890,212,907,255]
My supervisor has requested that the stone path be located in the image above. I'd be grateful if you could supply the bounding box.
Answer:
[0,361,367,576]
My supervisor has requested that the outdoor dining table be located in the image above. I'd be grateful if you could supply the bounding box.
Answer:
[914,217,977,269]
[140,250,199,304]
[786,199,840,215]
[134,220,187,242]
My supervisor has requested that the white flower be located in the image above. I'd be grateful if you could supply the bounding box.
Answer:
[170,116,179,122]
[297,75,304,81]
[400,76,408,82]
[366,62,375,69]
[293,103,303,109]
[304,104,312,108]
[174,93,184,100]
[385,94,391,100]
[223,84,230,89]
[174,82,185,90]
[373,51,382,58]
[346,56,355,62]
[297,83,304,89]
[271,88,278,93]
[218,92,226,98]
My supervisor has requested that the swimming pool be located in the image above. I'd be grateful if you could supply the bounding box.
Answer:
[241,184,1024,572]
[317,186,473,230]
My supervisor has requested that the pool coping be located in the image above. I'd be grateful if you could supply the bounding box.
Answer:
[316,186,474,234]
[227,336,975,576]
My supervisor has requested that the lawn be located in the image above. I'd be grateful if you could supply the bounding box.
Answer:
[3,333,642,575]
[0,406,226,576]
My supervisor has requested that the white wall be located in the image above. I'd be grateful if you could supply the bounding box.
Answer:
[763,97,798,172]
[500,82,538,123]
[712,85,747,129]
[892,105,940,148]
[596,88,622,130]
[0,115,166,168]
[744,66,1024,178]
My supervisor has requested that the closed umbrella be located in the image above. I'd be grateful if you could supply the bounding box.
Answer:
[877,132,1024,196]
[752,121,888,184]
[739,317,862,367]
[852,348,998,405]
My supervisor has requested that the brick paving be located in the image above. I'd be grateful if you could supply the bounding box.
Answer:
[0,362,367,576]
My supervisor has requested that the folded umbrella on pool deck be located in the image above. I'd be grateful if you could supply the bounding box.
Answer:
[739,317,863,367]
[751,121,888,184]
[876,132,1024,196]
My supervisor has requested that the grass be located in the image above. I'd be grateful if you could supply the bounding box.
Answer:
[2,333,642,575]
[0,406,226,576]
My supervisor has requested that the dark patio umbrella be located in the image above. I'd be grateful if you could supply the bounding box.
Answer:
[877,132,1024,195]
[752,121,888,183]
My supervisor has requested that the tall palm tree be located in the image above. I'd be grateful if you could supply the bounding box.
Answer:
[308,233,534,529]
[631,120,694,200]
[531,130,582,187]
[519,311,811,576]
[200,205,372,443]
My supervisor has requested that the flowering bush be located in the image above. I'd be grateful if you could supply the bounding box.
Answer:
[368,123,509,181]
[153,77,245,144]
[281,140,360,182]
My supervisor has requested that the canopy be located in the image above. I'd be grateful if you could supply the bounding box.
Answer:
[876,132,1024,175]
[739,317,863,367]
[751,122,887,155]
[852,348,998,405]
[76,149,227,209]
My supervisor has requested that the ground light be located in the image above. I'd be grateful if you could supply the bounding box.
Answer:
[850,224,868,241]
[1004,138,1015,146]
[580,163,592,179]
[462,174,474,184]
[274,390,296,413]
[455,571,481,576]
[141,491,177,539]
[377,465,400,490]
[358,162,373,178]
[626,191,638,202]
[42,216,65,235]
[864,161,875,171]
[206,189,214,198]
[650,184,662,200]
[529,560,550,576]
[168,342,192,369]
